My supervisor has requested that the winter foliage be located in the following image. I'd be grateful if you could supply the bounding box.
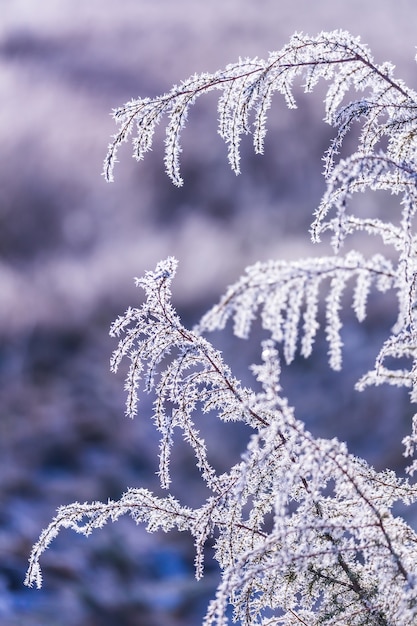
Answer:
[26,31,417,624]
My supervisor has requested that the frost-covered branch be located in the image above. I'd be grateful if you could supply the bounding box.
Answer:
[27,30,417,625]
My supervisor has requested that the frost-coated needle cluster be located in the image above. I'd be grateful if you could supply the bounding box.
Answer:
[27,31,417,625]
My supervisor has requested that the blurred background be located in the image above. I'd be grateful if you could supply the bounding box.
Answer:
[1,0,417,624]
